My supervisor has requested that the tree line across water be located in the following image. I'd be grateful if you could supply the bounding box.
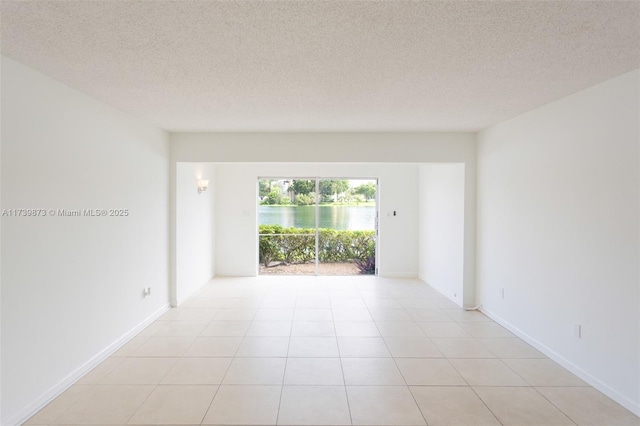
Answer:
[259,179,376,206]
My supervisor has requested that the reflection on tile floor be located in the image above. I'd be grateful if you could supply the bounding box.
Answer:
[25,276,639,425]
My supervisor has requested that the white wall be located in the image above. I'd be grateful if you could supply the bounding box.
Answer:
[419,164,465,305]
[477,69,640,414]
[0,56,3,424]
[1,57,171,424]
[214,163,418,277]
[176,163,216,304]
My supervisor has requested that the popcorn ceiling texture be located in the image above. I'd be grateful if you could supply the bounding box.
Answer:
[1,1,638,132]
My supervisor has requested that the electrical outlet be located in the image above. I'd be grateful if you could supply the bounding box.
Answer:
[143,287,152,297]
[574,324,582,339]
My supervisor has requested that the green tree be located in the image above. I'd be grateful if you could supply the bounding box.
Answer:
[319,180,334,196]
[333,180,349,196]
[266,188,282,205]
[259,179,274,197]
[355,183,376,200]
[319,180,349,202]
[292,179,314,195]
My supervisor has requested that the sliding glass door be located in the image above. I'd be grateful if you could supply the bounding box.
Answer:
[316,179,377,275]
[258,177,377,276]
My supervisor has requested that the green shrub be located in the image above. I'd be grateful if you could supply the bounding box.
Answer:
[258,225,285,266]
[258,225,375,271]
[280,229,315,264]
[355,254,376,274]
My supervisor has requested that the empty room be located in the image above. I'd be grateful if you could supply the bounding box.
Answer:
[1,1,639,425]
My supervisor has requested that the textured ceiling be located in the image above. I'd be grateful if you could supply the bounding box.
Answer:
[1,1,639,132]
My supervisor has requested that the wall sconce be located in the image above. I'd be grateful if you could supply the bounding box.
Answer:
[197,179,209,194]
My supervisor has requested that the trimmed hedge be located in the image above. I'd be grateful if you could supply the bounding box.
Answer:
[259,225,375,273]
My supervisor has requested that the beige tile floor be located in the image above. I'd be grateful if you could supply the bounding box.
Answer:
[25,276,639,426]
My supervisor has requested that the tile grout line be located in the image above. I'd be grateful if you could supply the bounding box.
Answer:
[198,294,262,425]
[274,290,297,426]
[363,291,430,426]
[40,383,97,426]
[333,280,355,426]
[187,297,241,425]
[529,386,580,426]
[447,356,506,426]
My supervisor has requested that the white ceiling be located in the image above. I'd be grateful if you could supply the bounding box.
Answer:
[1,1,639,132]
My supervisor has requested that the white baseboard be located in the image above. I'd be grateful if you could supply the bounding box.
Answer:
[443,291,463,308]
[480,307,640,417]
[8,303,170,426]
[417,276,463,308]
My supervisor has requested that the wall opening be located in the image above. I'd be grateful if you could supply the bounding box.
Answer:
[258,177,378,276]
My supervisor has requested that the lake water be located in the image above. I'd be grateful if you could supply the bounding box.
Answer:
[259,205,376,231]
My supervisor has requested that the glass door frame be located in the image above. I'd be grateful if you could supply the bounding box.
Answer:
[257,176,379,276]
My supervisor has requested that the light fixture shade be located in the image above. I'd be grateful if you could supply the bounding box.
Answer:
[197,179,209,194]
